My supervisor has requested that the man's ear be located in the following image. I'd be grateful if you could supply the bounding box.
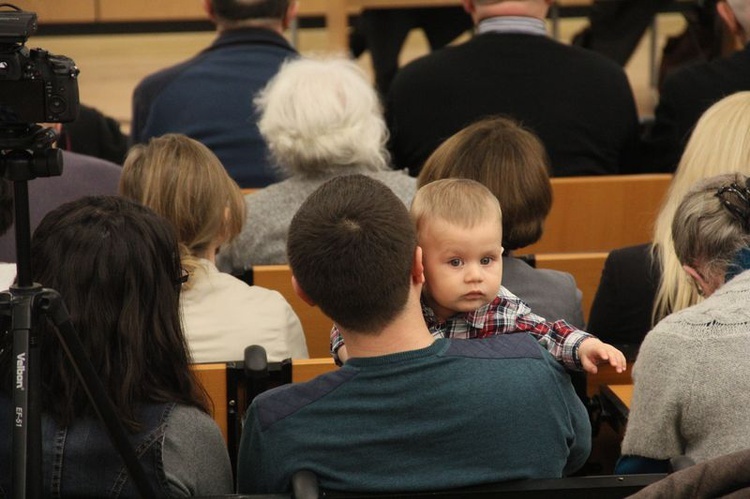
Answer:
[292,275,315,306]
[717,0,742,38]
[412,246,425,285]
[202,0,214,19]
[282,1,299,31]
[461,0,475,16]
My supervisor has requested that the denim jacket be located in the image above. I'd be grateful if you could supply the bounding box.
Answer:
[1,396,175,498]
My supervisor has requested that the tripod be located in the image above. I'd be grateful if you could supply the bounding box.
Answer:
[1,125,156,499]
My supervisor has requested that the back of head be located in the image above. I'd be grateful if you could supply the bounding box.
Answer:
[673,173,750,283]
[9,196,206,429]
[210,0,290,23]
[411,178,503,238]
[653,91,750,320]
[287,175,416,333]
[120,133,245,281]
[256,56,389,176]
[418,116,550,250]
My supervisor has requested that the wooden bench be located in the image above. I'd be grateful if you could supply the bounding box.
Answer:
[192,357,338,460]
[250,265,335,358]
[532,252,609,323]
[519,174,672,254]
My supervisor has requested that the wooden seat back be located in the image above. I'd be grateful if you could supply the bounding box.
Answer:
[292,357,338,383]
[251,265,334,358]
[191,363,229,442]
[532,252,609,323]
[519,174,672,254]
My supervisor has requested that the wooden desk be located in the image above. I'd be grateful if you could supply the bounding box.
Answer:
[602,384,633,411]
[600,383,633,434]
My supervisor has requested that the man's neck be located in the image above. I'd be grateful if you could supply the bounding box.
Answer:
[473,1,549,23]
[341,300,435,359]
[216,19,285,35]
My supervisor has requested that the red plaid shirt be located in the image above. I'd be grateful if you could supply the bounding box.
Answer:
[331,286,591,371]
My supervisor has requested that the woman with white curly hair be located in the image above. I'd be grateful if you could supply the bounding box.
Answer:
[218,56,416,272]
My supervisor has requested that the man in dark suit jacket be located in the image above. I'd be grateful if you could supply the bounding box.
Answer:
[386,0,640,177]
[131,0,297,188]
[641,0,750,172]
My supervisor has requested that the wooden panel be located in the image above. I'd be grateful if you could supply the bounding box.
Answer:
[519,174,672,254]
[292,357,337,383]
[604,384,633,410]
[97,0,205,21]
[587,363,632,397]
[10,1,96,23]
[252,265,334,358]
[535,252,608,324]
[192,363,228,443]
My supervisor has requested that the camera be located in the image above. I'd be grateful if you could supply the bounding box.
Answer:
[0,6,80,124]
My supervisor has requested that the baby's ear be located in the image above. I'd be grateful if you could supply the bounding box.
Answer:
[292,275,315,306]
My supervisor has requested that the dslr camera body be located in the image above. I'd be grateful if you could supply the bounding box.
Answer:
[0,6,79,125]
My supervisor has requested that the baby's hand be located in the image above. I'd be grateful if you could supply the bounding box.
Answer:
[578,338,627,374]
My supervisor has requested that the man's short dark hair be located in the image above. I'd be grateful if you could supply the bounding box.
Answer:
[287,175,417,333]
[211,0,289,21]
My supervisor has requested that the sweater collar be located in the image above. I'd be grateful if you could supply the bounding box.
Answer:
[476,16,548,37]
[207,26,296,54]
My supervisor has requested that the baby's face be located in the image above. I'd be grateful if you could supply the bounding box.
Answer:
[419,216,503,322]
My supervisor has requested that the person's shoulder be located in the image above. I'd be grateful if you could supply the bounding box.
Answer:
[606,243,654,269]
[530,37,628,82]
[366,170,417,204]
[506,256,577,289]
[391,41,463,83]
[251,368,358,430]
[442,334,544,361]
[661,48,750,99]
[61,150,120,172]
[58,150,122,191]
[243,178,310,220]
[135,56,196,94]
[196,261,290,303]
[167,404,222,435]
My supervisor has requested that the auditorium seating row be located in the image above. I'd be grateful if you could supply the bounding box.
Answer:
[241,173,673,327]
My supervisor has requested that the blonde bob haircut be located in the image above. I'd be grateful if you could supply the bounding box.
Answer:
[672,173,750,282]
[418,116,551,250]
[410,178,502,238]
[653,91,750,322]
[255,56,390,176]
[120,134,245,286]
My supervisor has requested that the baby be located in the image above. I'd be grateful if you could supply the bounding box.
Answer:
[332,179,626,374]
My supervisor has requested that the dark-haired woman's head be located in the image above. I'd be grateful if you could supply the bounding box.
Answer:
[1,195,207,429]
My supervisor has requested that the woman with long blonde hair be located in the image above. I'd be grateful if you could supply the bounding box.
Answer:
[588,91,750,343]
[652,91,750,322]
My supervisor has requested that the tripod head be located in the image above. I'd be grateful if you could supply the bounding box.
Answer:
[0,124,62,180]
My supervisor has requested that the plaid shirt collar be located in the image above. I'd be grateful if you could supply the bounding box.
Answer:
[421,294,500,333]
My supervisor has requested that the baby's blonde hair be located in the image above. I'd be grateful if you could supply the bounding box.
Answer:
[410,179,502,239]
